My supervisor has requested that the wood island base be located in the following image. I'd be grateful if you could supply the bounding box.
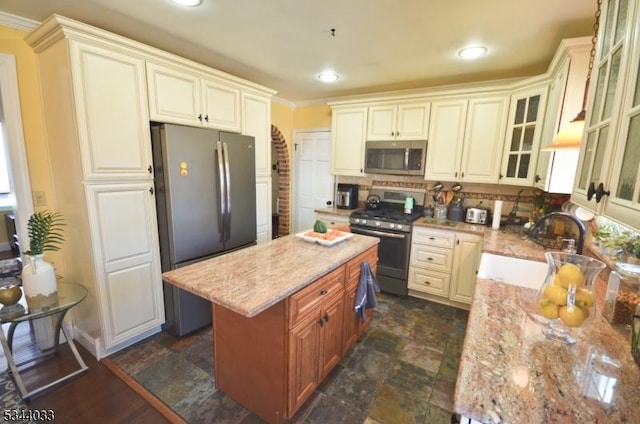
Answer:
[213,246,377,423]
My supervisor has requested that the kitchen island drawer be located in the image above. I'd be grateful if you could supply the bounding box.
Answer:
[412,227,456,249]
[410,244,453,273]
[408,267,450,297]
[289,266,345,326]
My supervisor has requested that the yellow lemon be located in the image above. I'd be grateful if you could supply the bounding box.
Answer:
[542,284,568,306]
[575,288,594,309]
[538,298,560,319]
[556,263,585,288]
[559,305,587,327]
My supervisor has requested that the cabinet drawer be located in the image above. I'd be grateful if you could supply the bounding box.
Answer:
[345,247,378,287]
[408,267,450,297]
[410,245,453,273]
[412,227,456,249]
[289,266,345,326]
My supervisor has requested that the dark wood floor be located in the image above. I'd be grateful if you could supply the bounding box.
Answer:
[15,343,171,424]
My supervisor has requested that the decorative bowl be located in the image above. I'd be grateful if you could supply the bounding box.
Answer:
[0,279,22,306]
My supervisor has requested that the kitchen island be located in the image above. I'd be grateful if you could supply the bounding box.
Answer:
[162,233,379,424]
[454,278,640,423]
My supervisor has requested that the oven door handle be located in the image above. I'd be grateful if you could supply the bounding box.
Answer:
[353,227,407,239]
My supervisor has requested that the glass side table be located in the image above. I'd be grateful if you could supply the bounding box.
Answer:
[0,282,89,399]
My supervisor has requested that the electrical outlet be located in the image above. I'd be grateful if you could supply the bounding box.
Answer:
[33,191,46,207]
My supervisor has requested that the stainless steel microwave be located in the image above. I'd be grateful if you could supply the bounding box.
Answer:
[364,140,427,176]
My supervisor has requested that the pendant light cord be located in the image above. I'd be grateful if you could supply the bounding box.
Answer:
[580,0,602,116]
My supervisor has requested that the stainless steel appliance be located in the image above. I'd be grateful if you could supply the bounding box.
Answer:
[336,183,358,209]
[350,187,425,296]
[364,140,427,175]
[465,207,488,224]
[151,123,257,336]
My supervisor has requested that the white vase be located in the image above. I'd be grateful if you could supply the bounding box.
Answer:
[21,254,58,350]
[22,254,58,309]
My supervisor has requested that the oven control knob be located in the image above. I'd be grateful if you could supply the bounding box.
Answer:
[361,219,367,225]
[353,218,360,224]
[375,221,381,227]
[388,223,395,229]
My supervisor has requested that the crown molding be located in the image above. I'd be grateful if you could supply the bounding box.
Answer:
[0,11,40,32]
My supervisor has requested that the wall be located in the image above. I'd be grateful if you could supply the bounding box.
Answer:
[271,101,294,155]
[293,104,331,129]
[0,25,53,209]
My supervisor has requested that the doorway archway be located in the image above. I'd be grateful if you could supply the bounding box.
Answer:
[271,125,290,237]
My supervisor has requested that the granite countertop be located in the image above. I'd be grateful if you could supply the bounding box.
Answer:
[162,233,379,318]
[454,279,640,423]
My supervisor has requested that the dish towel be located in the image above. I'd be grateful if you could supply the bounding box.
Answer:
[354,262,381,321]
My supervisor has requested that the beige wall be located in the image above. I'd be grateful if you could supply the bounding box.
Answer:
[0,25,54,210]
[293,104,331,130]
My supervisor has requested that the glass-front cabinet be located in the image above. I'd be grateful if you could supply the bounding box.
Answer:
[572,0,634,213]
[500,86,548,186]
[604,0,640,227]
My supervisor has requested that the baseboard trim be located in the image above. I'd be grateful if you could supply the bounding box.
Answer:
[102,358,186,424]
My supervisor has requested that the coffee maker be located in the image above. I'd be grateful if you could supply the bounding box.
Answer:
[336,183,359,209]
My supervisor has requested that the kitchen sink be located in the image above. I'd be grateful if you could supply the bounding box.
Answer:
[477,252,547,289]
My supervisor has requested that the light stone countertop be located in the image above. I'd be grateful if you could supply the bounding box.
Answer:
[454,279,640,423]
[161,233,379,318]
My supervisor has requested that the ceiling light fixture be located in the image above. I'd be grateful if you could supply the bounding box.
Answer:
[171,0,202,6]
[318,72,339,83]
[544,0,601,151]
[458,46,487,59]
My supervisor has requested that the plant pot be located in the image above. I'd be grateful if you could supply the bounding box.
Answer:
[22,254,58,350]
[22,254,58,309]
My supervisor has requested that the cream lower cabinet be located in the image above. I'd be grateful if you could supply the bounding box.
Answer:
[146,60,241,132]
[315,211,350,228]
[408,227,482,307]
[85,183,164,350]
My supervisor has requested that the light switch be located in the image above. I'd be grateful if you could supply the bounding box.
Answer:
[33,191,46,206]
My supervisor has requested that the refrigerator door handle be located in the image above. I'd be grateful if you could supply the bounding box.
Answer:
[222,142,232,241]
[216,141,227,242]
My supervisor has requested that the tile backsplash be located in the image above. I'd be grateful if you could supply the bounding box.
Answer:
[337,174,569,220]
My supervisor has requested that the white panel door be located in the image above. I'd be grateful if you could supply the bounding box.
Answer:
[72,42,153,180]
[86,182,164,349]
[295,131,334,232]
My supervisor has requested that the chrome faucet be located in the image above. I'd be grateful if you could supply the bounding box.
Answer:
[530,211,586,254]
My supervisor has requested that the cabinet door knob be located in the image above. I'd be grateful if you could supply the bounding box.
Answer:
[323,312,329,322]
[534,174,541,183]
[587,182,596,201]
[317,318,324,327]
[320,289,328,295]
[205,115,209,122]
[424,280,431,285]
[148,165,153,174]
[427,257,433,261]
[149,187,154,195]
[595,182,611,203]
[198,114,203,122]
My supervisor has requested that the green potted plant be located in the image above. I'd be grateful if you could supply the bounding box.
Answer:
[22,211,65,308]
[621,234,640,264]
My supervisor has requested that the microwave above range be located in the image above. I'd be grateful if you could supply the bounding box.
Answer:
[364,140,427,176]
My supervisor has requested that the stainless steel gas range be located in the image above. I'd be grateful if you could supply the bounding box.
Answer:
[349,187,425,296]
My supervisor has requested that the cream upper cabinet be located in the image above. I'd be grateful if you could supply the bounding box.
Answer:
[535,39,590,193]
[147,61,241,132]
[367,102,430,141]
[573,0,637,230]
[499,85,548,186]
[424,100,467,181]
[426,96,509,183]
[602,0,640,229]
[331,106,368,176]
[70,42,153,180]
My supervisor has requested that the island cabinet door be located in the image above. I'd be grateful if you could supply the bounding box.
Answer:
[288,313,320,414]
[343,246,378,354]
[318,294,345,380]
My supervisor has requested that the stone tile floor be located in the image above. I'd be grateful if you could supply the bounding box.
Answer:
[110,293,469,424]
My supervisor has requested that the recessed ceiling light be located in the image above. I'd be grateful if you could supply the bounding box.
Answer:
[318,72,340,83]
[458,46,488,59]
[171,0,202,6]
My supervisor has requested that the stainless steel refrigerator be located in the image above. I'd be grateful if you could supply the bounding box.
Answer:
[151,123,257,336]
